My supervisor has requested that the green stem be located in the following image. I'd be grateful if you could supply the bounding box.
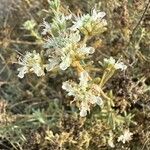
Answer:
[100,67,115,87]
[102,69,115,86]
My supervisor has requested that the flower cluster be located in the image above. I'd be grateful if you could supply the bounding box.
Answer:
[17,51,45,78]
[23,20,36,30]
[42,14,72,36]
[62,71,103,117]
[45,31,95,71]
[18,5,106,78]
[71,8,107,36]
[117,129,133,144]
[41,7,106,73]
[103,57,127,71]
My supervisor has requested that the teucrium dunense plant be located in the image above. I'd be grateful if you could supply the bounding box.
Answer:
[17,0,133,147]
[18,0,126,116]
[18,0,127,116]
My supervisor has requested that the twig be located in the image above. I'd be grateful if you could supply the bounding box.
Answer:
[124,0,150,51]
[0,39,42,45]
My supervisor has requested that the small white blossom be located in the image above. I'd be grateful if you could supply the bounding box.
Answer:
[60,53,72,70]
[108,138,115,148]
[32,64,45,76]
[115,62,127,70]
[80,101,90,117]
[104,57,127,71]
[42,13,72,36]
[108,131,115,148]
[62,80,78,96]
[41,20,51,35]
[23,20,36,30]
[104,57,115,65]
[79,44,95,55]
[46,58,60,71]
[89,95,103,106]
[44,31,80,50]
[80,106,88,117]
[71,8,107,36]
[117,129,133,144]
[70,14,91,31]
[62,71,103,117]
[18,51,45,78]
[79,71,89,87]
[92,9,106,21]
[18,66,28,78]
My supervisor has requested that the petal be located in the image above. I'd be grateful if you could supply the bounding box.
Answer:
[89,95,97,104]
[65,14,72,20]
[95,96,103,106]
[17,66,28,78]
[115,62,127,70]
[104,57,116,65]
[46,58,59,71]
[62,81,75,96]
[92,9,106,21]
[79,71,89,87]
[62,81,71,91]
[79,45,95,54]
[60,54,71,70]
[41,21,51,35]
[71,32,81,43]
[32,64,45,76]
[108,139,115,148]
[89,95,103,106]
[97,12,106,19]
[80,108,87,117]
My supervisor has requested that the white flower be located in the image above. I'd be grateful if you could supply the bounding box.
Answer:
[104,57,115,65]
[104,57,127,71]
[62,81,76,96]
[42,13,72,36]
[69,31,81,43]
[92,9,106,21]
[70,14,91,31]
[89,95,103,106]
[117,129,133,144]
[17,66,28,78]
[45,31,80,71]
[41,20,51,35]
[79,101,90,117]
[115,62,127,70]
[80,106,88,117]
[70,8,107,35]
[46,58,60,71]
[62,71,103,117]
[51,14,72,33]
[32,64,45,76]
[78,44,95,55]
[108,131,115,148]
[108,139,115,148]
[60,54,72,70]
[23,20,36,30]
[18,51,45,78]
[79,71,89,87]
